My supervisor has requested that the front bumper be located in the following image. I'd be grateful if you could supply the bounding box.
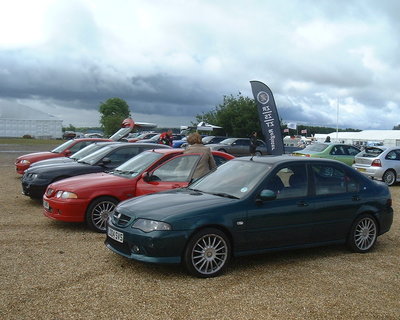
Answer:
[21,181,48,198]
[43,196,87,222]
[105,221,190,264]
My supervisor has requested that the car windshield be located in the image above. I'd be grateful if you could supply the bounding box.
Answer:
[51,140,76,153]
[303,143,329,152]
[219,138,236,145]
[149,134,161,141]
[202,136,214,144]
[359,147,385,157]
[189,159,271,199]
[112,151,164,177]
[78,145,117,165]
[70,143,107,160]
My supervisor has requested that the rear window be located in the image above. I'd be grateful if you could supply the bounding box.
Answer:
[303,144,329,152]
[360,147,385,158]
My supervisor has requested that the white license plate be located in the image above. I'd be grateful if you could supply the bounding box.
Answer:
[108,227,124,243]
[357,168,366,172]
[43,200,50,210]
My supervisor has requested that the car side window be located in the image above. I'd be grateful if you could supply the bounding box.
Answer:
[330,146,345,155]
[386,150,399,160]
[264,164,307,199]
[213,155,229,167]
[69,141,90,153]
[106,148,140,165]
[347,146,360,156]
[152,155,200,182]
[311,164,358,195]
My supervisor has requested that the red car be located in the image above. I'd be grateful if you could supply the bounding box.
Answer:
[14,118,140,174]
[43,149,234,232]
[15,138,111,174]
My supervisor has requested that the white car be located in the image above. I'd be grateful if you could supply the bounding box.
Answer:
[352,146,400,185]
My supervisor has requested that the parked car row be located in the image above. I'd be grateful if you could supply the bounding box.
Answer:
[15,138,394,278]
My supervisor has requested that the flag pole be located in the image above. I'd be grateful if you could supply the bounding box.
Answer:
[336,98,339,141]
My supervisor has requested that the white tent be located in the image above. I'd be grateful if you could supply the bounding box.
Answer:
[196,121,222,131]
[0,103,62,139]
[315,130,400,147]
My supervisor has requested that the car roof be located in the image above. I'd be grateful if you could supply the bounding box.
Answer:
[234,155,346,166]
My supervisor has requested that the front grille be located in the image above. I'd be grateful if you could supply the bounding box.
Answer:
[112,211,132,226]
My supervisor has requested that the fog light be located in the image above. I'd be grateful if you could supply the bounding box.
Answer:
[132,245,140,253]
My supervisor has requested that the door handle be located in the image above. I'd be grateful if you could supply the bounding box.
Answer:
[352,195,360,201]
[297,200,309,207]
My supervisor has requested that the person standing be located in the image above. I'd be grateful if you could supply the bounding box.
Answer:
[183,132,217,179]
[249,131,258,156]
[159,130,173,146]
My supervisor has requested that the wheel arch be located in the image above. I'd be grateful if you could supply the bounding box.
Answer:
[350,210,381,235]
[182,224,234,258]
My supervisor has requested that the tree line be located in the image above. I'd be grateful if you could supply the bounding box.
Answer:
[65,95,370,138]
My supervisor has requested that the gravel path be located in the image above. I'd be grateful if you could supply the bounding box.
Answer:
[0,145,399,320]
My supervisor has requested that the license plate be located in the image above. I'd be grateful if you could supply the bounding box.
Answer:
[357,168,366,172]
[43,200,50,210]
[108,227,124,243]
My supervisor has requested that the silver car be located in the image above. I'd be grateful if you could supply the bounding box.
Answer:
[352,146,400,185]
[207,138,268,156]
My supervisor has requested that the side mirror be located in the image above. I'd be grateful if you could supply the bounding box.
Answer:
[64,149,72,156]
[258,189,277,202]
[141,172,150,182]
[101,157,111,165]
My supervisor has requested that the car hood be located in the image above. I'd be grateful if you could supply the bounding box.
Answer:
[17,151,58,161]
[49,172,127,191]
[25,161,92,174]
[206,143,230,148]
[116,189,236,221]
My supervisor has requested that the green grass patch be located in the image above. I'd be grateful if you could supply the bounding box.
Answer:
[0,138,63,145]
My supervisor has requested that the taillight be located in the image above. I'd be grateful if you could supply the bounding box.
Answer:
[371,159,381,167]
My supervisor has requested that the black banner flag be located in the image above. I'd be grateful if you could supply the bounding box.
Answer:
[250,80,284,155]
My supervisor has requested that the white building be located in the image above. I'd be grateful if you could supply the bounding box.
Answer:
[314,131,400,147]
[0,103,62,139]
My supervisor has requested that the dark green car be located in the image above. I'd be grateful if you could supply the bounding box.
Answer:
[292,143,361,166]
[105,156,393,278]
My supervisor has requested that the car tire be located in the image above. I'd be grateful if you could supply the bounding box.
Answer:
[85,197,118,233]
[347,214,378,253]
[382,170,396,186]
[255,151,262,156]
[183,228,231,278]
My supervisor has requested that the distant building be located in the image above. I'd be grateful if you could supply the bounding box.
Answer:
[0,103,62,139]
[314,131,400,147]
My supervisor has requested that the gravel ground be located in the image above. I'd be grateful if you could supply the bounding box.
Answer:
[0,143,399,320]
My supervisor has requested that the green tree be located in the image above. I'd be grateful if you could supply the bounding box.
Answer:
[393,124,400,130]
[99,98,131,136]
[195,93,260,137]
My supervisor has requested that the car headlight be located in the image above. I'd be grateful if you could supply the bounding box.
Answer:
[56,191,78,199]
[20,159,31,164]
[132,219,171,232]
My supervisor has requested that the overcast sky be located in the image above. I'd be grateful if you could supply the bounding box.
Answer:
[0,0,399,130]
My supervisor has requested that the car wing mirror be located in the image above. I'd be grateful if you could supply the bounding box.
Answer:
[100,157,111,166]
[141,172,160,182]
[142,172,150,182]
[64,149,72,156]
[257,189,277,202]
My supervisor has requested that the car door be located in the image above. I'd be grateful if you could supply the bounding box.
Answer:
[231,139,250,156]
[135,154,201,196]
[306,163,362,242]
[384,149,400,176]
[245,163,314,250]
